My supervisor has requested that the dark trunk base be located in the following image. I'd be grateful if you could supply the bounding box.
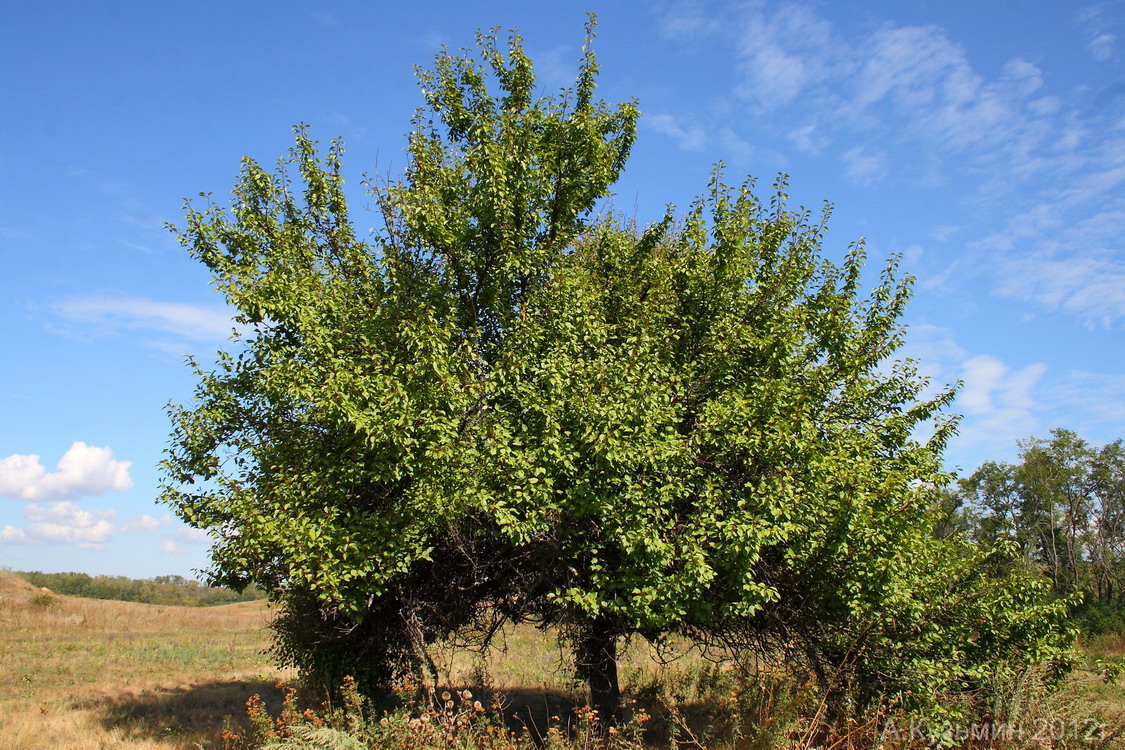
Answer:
[579,619,621,726]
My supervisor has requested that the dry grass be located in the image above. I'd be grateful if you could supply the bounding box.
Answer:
[5,568,1125,749]
[0,571,289,749]
[0,569,721,749]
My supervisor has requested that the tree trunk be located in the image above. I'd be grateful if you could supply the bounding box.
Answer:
[579,619,621,726]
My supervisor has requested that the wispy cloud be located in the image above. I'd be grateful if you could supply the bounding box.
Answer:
[981,142,1125,326]
[322,112,369,141]
[0,442,132,502]
[1089,33,1117,60]
[734,4,834,109]
[996,248,1125,327]
[653,1,1125,327]
[842,146,887,186]
[655,0,723,39]
[53,295,235,343]
[646,113,707,151]
[1051,370,1125,425]
[787,124,828,154]
[120,514,161,533]
[902,324,1125,468]
[1078,4,1122,61]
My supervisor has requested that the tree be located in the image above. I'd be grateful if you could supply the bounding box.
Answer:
[960,430,1125,626]
[163,22,1071,720]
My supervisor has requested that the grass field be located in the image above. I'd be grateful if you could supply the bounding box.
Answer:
[4,569,1125,749]
[0,571,286,749]
[0,571,688,749]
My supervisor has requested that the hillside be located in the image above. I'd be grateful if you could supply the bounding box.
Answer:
[0,570,285,749]
[11,569,265,607]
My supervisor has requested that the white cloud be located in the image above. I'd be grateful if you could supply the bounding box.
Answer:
[158,527,210,553]
[646,114,707,151]
[787,124,828,154]
[1052,370,1125,424]
[997,249,1125,327]
[53,296,235,343]
[1,501,164,550]
[656,0,722,39]
[0,442,133,502]
[842,146,887,186]
[959,355,1045,416]
[161,539,186,554]
[1,501,118,549]
[1088,33,1116,61]
[899,326,1049,468]
[1001,59,1044,96]
[734,4,834,108]
[121,514,160,533]
[710,3,1062,164]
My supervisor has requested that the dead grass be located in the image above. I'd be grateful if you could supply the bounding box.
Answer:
[0,570,719,749]
[0,571,289,749]
[5,569,1125,749]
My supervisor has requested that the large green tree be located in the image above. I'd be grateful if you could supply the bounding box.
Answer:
[163,23,1071,720]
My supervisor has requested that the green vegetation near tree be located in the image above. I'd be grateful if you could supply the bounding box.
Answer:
[161,20,1073,725]
[12,570,263,607]
[940,429,1125,634]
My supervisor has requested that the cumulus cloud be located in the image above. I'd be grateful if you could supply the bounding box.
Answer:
[174,526,212,545]
[1,504,167,550]
[160,539,186,554]
[0,442,132,502]
[53,296,235,343]
[1,501,118,549]
[898,326,1049,468]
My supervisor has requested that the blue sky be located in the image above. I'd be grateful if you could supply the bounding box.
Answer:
[2,1,1123,579]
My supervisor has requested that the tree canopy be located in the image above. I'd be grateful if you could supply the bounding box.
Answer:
[163,22,1072,722]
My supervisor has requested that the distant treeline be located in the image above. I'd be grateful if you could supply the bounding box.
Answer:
[936,429,1125,634]
[15,571,265,607]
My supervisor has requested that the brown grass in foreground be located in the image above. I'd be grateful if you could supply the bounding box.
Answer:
[0,570,686,750]
[0,571,288,749]
[4,568,1125,749]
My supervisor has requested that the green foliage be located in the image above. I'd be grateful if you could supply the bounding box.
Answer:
[15,570,263,606]
[163,17,1073,724]
[950,429,1125,636]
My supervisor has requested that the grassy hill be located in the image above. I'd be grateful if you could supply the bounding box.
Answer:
[0,570,285,749]
[11,569,264,607]
[4,569,1125,748]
